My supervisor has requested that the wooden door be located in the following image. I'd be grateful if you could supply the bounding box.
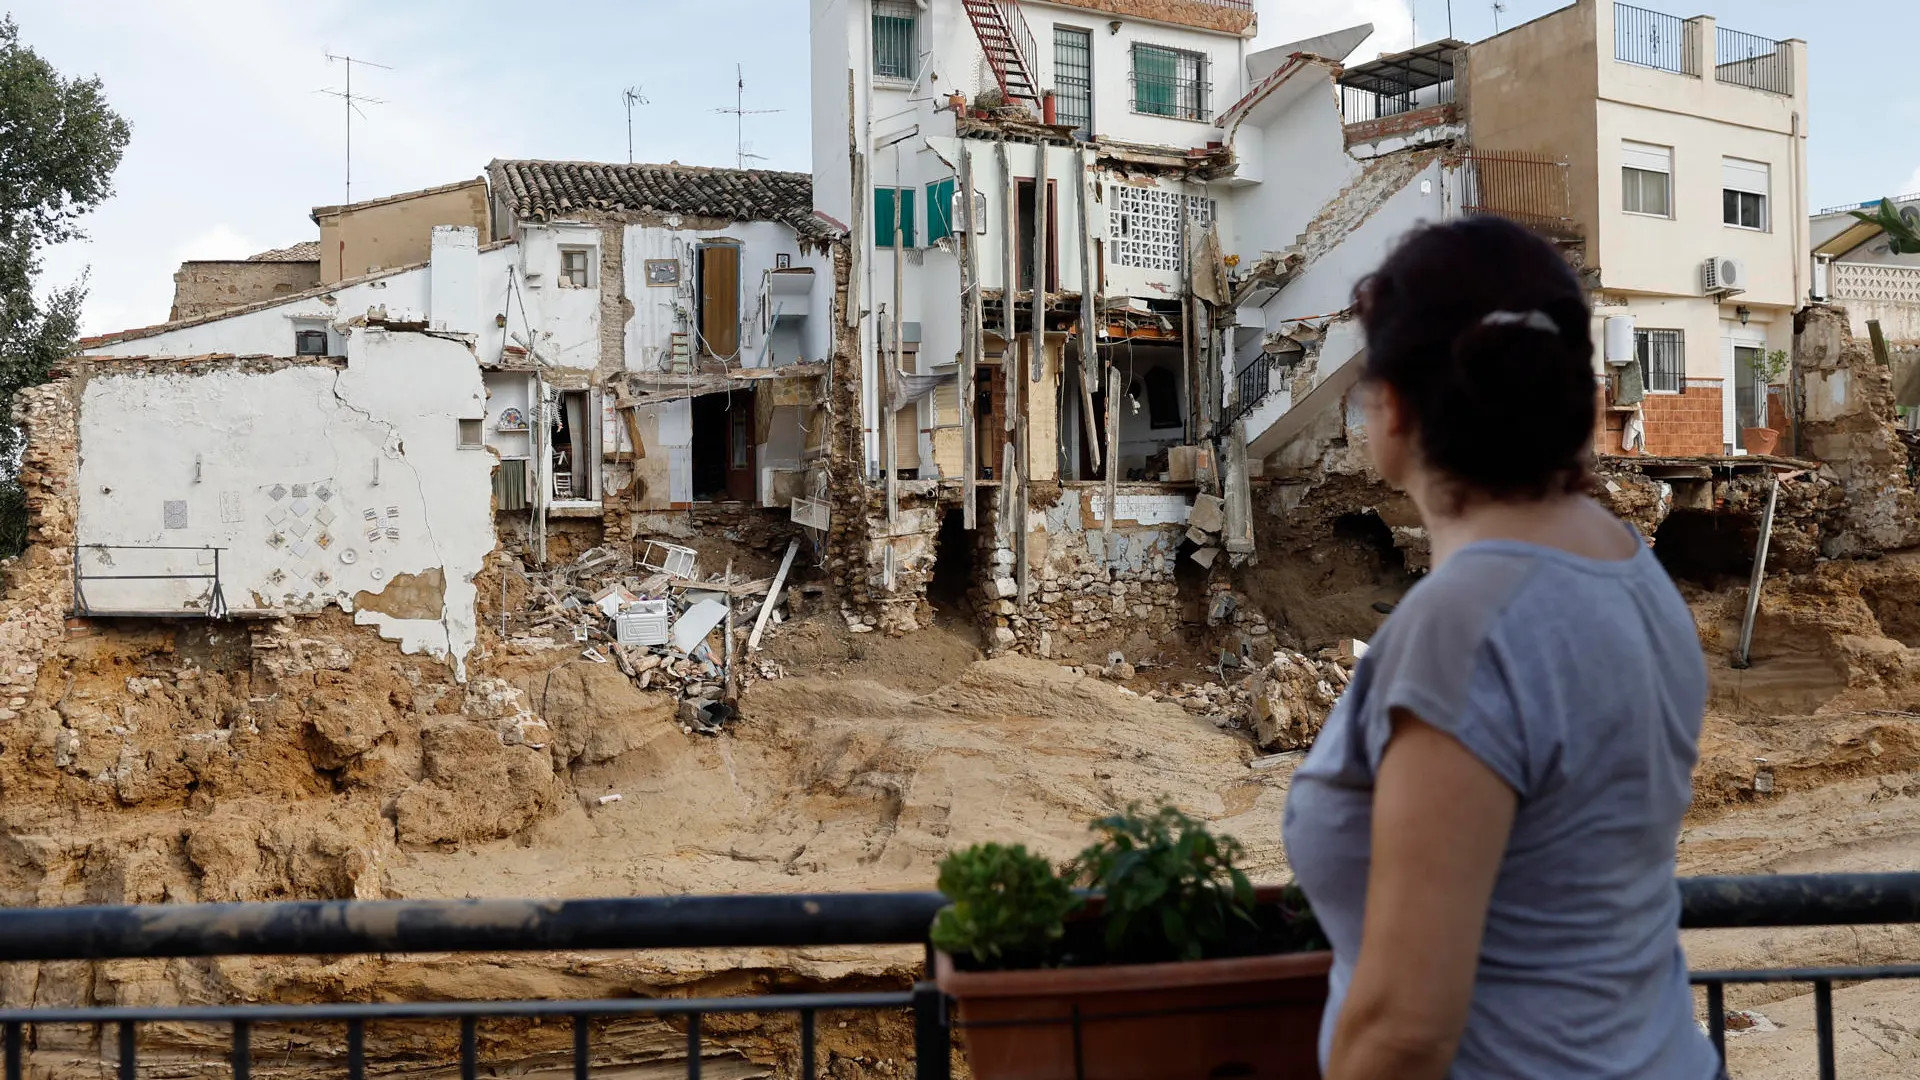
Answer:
[701,244,741,358]
[725,386,757,502]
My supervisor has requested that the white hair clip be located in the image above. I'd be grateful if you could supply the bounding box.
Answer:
[1481,310,1560,334]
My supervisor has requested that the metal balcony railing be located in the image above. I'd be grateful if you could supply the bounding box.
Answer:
[1340,80,1456,124]
[72,543,229,619]
[1461,150,1578,239]
[3,875,1919,1077]
[1615,3,1699,76]
[1716,26,1793,95]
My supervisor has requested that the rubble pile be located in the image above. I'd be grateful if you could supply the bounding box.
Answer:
[1145,640,1360,752]
[504,539,800,736]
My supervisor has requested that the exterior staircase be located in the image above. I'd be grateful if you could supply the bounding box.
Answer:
[962,0,1040,107]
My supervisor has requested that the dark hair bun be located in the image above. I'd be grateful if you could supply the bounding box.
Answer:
[1356,218,1595,501]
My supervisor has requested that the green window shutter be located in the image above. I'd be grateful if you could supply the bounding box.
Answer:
[927,178,956,244]
[1134,45,1179,116]
[873,188,916,248]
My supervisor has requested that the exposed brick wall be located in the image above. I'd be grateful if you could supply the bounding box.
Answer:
[1343,104,1459,148]
[1597,381,1725,458]
[170,261,320,321]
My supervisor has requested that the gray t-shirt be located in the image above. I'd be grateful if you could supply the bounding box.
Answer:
[1282,535,1719,1079]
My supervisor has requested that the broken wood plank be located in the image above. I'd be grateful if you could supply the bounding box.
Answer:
[959,145,981,531]
[1076,147,1101,473]
[619,404,647,459]
[748,538,800,652]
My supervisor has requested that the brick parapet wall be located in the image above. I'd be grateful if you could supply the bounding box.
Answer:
[1343,104,1459,148]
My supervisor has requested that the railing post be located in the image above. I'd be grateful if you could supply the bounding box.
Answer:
[1687,16,1714,79]
[912,979,951,1080]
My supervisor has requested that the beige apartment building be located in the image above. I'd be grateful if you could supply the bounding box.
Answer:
[313,176,490,284]
[1470,0,1809,456]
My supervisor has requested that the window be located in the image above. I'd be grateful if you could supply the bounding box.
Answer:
[1723,157,1770,230]
[873,186,916,248]
[559,247,592,288]
[294,329,328,356]
[1636,329,1685,393]
[1055,27,1093,137]
[1622,141,1673,217]
[457,419,484,449]
[926,177,956,244]
[873,0,917,81]
[1132,44,1208,121]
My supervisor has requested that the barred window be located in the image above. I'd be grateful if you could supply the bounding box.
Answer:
[1054,27,1092,138]
[873,0,917,81]
[1132,43,1209,121]
[1636,329,1684,393]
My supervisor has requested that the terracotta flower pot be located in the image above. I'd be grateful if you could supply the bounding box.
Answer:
[1743,427,1781,456]
[936,947,1332,1080]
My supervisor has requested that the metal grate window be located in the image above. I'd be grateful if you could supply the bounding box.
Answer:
[1637,329,1685,393]
[873,0,917,81]
[1054,27,1092,137]
[1131,43,1209,121]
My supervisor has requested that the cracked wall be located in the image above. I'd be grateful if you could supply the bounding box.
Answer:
[73,332,493,676]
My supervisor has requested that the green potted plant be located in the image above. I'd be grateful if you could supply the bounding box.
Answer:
[932,807,1331,1079]
[1744,348,1789,456]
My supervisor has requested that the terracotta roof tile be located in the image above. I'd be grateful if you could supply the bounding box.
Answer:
[247,241,321,262]
[488,159,835,239]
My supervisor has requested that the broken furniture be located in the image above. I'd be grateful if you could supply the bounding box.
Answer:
[640,540,698,580]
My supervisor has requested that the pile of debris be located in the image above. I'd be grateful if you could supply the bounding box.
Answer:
[510,538,804,736]
[1145,640,1363,752]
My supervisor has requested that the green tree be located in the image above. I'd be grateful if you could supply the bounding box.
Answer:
[1849,198,1920,256]
[0,15,129,553]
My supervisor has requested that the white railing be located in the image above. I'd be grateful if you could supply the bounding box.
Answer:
[1832,263,1920,304]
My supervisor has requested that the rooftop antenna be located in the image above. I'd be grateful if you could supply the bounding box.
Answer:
[319,53,391,204]
[1491,0,1507,32]
[622,86,648,164]
[713,64,781,169]
[1447,0,1455,38]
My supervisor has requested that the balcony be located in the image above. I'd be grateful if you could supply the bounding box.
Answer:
[6,875,1915,1078]
[1337,40,1465,153]
[1460,150,1579,240]
[1613,4,1795,96]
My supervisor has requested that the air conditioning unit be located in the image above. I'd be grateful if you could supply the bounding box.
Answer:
[1703,256,1747,296]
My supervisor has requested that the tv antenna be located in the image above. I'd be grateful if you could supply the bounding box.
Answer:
[713,64,781,169]
[1491,0,1507,32]
[319,53,391,204]
[622,86,648,164]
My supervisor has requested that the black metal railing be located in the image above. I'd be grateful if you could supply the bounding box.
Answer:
[1340,80,1456,124]
[1716,26,1793,95]
[7,876,1920,1077]
[1461,150,1577,238]
[1233,361,1272,411]
[72,543,228,619]
[1614,3,1699,76]
[0,892,950,1080]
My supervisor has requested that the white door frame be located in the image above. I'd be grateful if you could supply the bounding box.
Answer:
[1721,323,1767,454]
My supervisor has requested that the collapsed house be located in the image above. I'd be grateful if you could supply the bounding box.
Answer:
[69,162,845,677]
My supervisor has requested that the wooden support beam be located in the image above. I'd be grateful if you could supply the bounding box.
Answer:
[1076,148,1101,473]
[958,147,981,531]
[748,539,799,653]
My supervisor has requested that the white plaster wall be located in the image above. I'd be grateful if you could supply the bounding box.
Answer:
[1226,70,1361,260]
[621,221,834,373]
[516,224,603,369]
[483,371,533,460]
[86,244,521,365]
[1021,2,1245,148]
[76,331,494,676]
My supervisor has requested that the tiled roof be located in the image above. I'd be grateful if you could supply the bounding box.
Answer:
[248,241,321,262]
[489,159,836,240]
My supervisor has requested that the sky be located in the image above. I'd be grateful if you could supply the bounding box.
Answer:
[7,0,1914,335]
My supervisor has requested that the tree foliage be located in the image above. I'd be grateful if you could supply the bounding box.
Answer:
[1849,198,1920,256]
[0,16,129,553]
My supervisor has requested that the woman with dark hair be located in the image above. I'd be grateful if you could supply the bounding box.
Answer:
[1282,216,1720,1080]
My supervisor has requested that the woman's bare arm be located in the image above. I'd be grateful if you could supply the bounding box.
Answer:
[1325,708,1518,1080]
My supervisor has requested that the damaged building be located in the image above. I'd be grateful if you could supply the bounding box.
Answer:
[68,161,846,679]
